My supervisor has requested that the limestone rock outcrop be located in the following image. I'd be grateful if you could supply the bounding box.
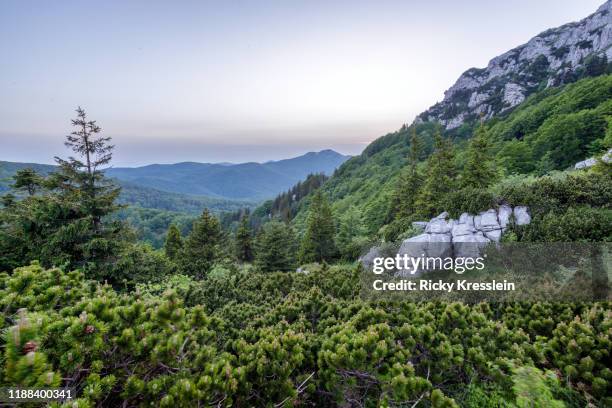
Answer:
[395,205,530,276]
[418,1,612,129]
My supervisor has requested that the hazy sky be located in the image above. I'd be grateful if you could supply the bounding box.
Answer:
[0,0,604,166]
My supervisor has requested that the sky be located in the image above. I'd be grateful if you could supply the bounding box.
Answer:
[0,0,604,166]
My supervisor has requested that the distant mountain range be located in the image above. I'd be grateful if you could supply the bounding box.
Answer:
[0,150,350,209]
[105,149,350,200]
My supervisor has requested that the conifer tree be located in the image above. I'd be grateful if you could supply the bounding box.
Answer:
[388,127,424,220]
[12,168,43,196]
[54,107,120,231]
[164,224,183,261]
[460,122,497,188]
[235,215,253,262]
[415,126,457,217]
[0,108,125,277]
[254,220,297,272]
[298,190,337,263]
[180,209,222,278]
[336,206,367,260]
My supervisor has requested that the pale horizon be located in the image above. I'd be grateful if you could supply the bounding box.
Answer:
[0,0,604,166]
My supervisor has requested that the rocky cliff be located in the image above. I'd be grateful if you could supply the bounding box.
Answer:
[418,0,612,129]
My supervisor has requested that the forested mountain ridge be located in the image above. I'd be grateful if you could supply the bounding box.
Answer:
[419,0,612,130]
[105,149,349,200]
[0,161,254,214]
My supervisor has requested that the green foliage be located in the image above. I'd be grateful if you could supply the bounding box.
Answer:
[268,173,328,222]
[498,170,611,218]
[115,206,195,249]
[492,75,612,174]
[0,109,128,279]
[510,364,565,408]
[388,127,424,221]
[179,209,223,279]
[3,309,61,388]
[254,220,297,272]
[234,215,253,262]
[0,264,609,406]
[521,206,612,242]
[461,123,498,188]
[441,187,497,218]
[164,224,183,260]
[12,168,43,196]
[415,127,458,217]
[336,206,369,260]
[112,243,177,286]
[299,191,338,263]
[530,107,609,172]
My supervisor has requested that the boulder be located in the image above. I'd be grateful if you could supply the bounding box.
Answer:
[359,245,382,271]
[497,204,512,230]
[513,206,531,226]
[484,229,502,242]
[453,232,490,258]
[451,222,477,237]
[476,209,501,232]
[458,212,475,227]
[373,205,532,277]
[425,217,454,234]
[397,233,452,276]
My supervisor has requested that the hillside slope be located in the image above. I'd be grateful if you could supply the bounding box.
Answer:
[294,76,611,236]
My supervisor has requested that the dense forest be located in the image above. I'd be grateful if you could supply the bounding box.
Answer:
[0,68,611,406]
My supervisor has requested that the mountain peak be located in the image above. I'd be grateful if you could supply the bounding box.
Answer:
[418,0,612,129]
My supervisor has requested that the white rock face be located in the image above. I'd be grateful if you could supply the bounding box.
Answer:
[393,206,531,276]
[513,207,531,226]
[502,83,526,109]
[498,205,513,230]
[416,1,612,129]
[574,148,612,169]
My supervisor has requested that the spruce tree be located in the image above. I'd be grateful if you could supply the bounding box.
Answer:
[415,126,457,217]
[298,191,337,264]
[164,224,183,261]
[336,206,367,260]
[460,122,497,188]
[54,107,120,231]
[12,168,43,196]
[235,215,253,262]
[180,209,222,279]
[1,108,126,277]
[254,220,297,272]
[388,127,424,220]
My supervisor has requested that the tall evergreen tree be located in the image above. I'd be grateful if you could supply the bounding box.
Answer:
[164,224,183,261]
[388,127,424,220]
[12,168,43,196]
[54,107,120,231]
[180,209,222,279]
[298,191,337,264]
[415,126,457,217]
[461,122,497,188]
[0,108,126,276]
[336,206,367,260]
[235,215,253,262]
[254,220,297,272]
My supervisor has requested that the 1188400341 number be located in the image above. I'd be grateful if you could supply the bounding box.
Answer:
[0,387,75,402]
